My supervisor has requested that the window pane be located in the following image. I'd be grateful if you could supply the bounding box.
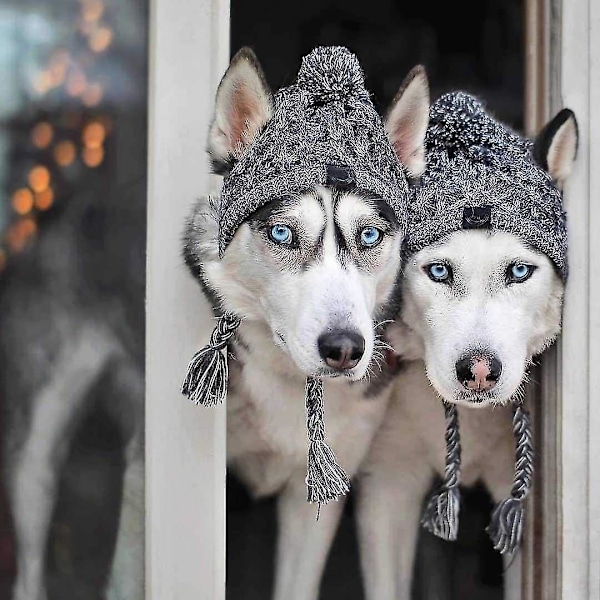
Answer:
[0,1,147,598]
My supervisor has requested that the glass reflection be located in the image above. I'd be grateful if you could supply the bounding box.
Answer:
[0,1,147,598]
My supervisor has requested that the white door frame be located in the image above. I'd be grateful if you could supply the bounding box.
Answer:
[146,0,229,598]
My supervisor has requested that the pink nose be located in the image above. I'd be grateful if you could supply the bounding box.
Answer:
[455,353,502,392]
[468,359,495,391]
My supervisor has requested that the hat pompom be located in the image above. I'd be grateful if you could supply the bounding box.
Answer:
[296,46,368,105]
[426,92,529,161]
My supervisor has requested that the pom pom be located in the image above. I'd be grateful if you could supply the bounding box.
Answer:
[296,46,368,106]
[487,498,524,554]
[181,313,241,406]
[426,91,529,160]
[421,486,461,541]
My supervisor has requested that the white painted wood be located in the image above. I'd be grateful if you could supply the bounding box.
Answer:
[558,0,600,597]
[146,1,229,598]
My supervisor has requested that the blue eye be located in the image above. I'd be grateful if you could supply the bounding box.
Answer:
[426,263,452,283]
[360,226,382,248]
[269,224,292,245]
[507,263,535,283]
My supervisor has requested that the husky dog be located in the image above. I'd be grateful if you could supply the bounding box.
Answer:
[357,82,578,599]
[0,184,146,600]
[183,48,429,600]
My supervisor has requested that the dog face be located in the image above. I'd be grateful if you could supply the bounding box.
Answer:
[398,109,578,407]
[186,49,430,381]
[402,230,564,406]
[206,188,402,379]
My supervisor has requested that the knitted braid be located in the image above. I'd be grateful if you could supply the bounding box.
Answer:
[181,313,241,406]
[487,403,534,554]
[305,377,350,506]
[421,402,462,541]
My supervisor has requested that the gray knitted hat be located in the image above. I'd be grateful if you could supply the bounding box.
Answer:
[403,92,568,280]
[415,93,567,554]
[183,47,409,508]
[218,45,409,256]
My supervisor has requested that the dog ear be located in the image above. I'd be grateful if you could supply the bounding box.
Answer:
[208,47,273,175]
[385,65,430,178]
[533,108,578,186]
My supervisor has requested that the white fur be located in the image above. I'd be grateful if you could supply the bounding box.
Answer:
[356,229,565,599]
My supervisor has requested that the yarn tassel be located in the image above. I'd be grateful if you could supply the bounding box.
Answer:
[487,403,533,554]
[181,313,241,406]
[305,376,350,505]
[421,402,462,541]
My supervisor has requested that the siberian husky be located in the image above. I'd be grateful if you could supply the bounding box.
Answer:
[183,49,429,600]
[356,79,578,599]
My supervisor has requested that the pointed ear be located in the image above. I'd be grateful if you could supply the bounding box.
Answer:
[533,108,578,186]
[208,47,273,175]
[385,65,430,178]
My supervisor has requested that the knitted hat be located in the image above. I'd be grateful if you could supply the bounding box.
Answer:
[218,45,409,256]
[182,47,410,507]
[404,92,568,280]
[414,93,566,554]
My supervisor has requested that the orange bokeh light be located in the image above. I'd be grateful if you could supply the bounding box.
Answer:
[31,122,54,149]
[28,166,51,193]
[82,122,106,149]
[6,218,37,253]
[35,188,55,211]
[89,26,113,53]
[11,188,34,215]
[0,249,6,272]
[54,141,77,167]
[82,146,104,168]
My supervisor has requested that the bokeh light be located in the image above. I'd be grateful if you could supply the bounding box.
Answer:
[82,122,106,149]
[82,83,103,107]
[31,122,54,149]
[28,166,51,193]
[5,218,37,253]
[89,26,113,53]
[82,146,104,167]
[54,140,77,167]
[34,188,55,211]
[11,188,34,215]
[66,70,87,97]
[81,0,105,23]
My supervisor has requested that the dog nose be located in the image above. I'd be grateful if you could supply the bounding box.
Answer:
[318,330,365,371]
[455,353,502,392]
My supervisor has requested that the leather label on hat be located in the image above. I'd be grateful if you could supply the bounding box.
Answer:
[462,205,492,229]
[326,164,355,189]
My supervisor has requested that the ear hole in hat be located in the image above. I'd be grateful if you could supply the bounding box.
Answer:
[208,47,273,175]
[533,108,578,187]
[385,65,430,178]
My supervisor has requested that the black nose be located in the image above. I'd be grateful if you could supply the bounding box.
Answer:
[318,330,365,371]
[455,351,503,392]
